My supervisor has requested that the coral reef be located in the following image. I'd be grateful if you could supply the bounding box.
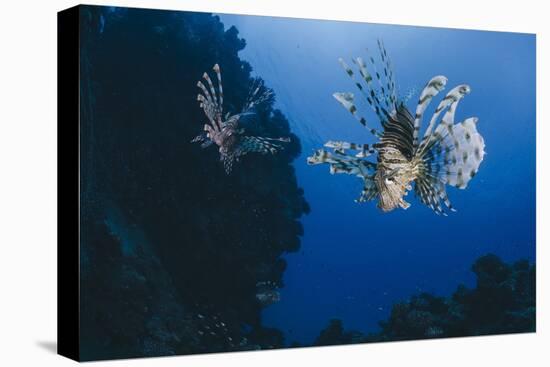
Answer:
[79,6,308,360]
[314,254,535,346]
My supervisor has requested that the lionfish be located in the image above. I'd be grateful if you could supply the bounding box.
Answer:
[307,40,485,215]
[191,64,290,174]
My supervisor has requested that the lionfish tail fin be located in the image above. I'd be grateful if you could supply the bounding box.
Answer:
[415,116,485,214]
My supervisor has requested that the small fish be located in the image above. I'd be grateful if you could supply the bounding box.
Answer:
[308,40,485,215]
[191,64,290,174]
[255,281,281,306]
[425,326,444,337]
[255,289,281,306]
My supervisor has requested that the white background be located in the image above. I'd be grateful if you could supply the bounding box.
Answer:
[0,0,547,365]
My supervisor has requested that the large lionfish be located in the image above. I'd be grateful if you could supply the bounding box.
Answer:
[191,64,290,174]
[307,41,485,215]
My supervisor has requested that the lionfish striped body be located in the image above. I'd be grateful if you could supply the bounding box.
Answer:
[192,64,290,174]
[307,41,485,215]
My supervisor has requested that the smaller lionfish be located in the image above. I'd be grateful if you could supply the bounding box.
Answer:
[191,64,290,174]
[307,40,485,215]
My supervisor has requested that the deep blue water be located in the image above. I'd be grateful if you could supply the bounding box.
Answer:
[219,14,536,344]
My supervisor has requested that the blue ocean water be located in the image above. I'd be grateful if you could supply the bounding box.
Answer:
[219,14,536,344]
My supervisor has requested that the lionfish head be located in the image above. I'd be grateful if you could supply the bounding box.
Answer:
[374,168,413,212]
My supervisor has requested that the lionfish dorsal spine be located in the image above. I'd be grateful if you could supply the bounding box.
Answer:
[377,39,398,110]
[419,84,470,154]
[364,46,393,112]
[412,76,448,150]
[213,63,224,116]
[343,56,390,125]
[202,69,221,117]
[332,91,381,138]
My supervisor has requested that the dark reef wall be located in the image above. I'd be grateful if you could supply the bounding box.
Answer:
[79,6,309,360]
[313,254,535,346]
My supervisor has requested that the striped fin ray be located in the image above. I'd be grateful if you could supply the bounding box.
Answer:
[414,175,446,215]
[333,92,382,137]
[243,78,261,111]
[347,57,391,123]
[307,149,377,177]
[412,76,448,150]
[190,132,214,149]
[236,136,290,156]
[356,179,379,203]
[221,152,237,174]
[197,81,214,107]
[196,94,217,126]
[242,78,274,113]
[324,140,376,158]
[213,64,224,115]
[202,70,220,116]
[377,39,398,110]
[314,150,378,202]
[307,149,378,202]
[366,47,392,111]
[419,84,471,155]
[415,116,485,214]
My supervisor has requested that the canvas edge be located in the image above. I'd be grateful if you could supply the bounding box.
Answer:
[57,4,81,362]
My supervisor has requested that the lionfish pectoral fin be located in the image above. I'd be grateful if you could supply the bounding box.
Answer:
[191,134,204,144]
[237,136,288,156]
[399,198,411,210]
[355,177,378,203]
[324,140,376,158]
[309,147,379,204]
[308,148,377,178]
[191,133,214,149]
[413,177,446,215]
[200,140,214,149]
[221,152,235,174]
